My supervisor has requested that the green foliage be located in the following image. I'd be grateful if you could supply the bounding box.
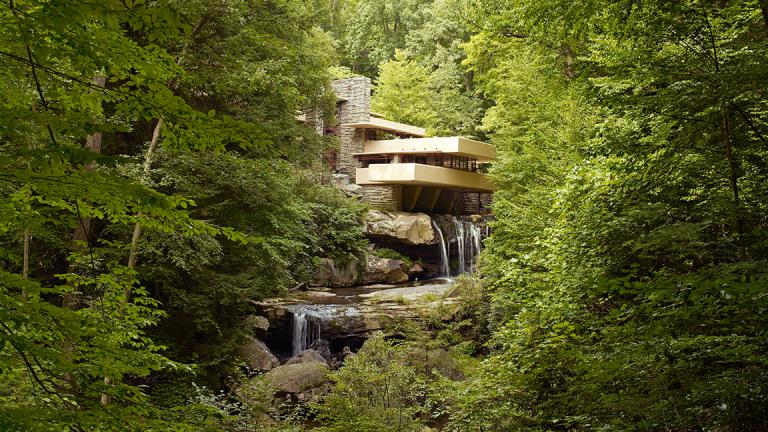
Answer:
[319,0,432,77]
[371,247,413,265]
[322,0,485,136]
[441,1,768,430]
[0,0,350,429]
[313,333,426,432]
[372,50,437,129]
[0,265,188,431]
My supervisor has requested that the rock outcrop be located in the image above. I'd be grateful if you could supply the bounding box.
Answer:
[364,210,435,245]
[311,257,359,287]
[240,337,279,371]
[330,173,362,197]
[263,361,329,395]
[359,255,408,285]
[285,349,327,365]
[244,315,270,339]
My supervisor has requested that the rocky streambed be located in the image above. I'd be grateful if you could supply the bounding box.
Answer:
[238,209,488,402]
[240,278,461,402]
[252,279,458,359]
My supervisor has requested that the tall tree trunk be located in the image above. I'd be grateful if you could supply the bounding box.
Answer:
[102,116,164,408]
[760,0,768,32]
[126,118,163,281]
[102,26,196,404]
[64,74,107,310]
[722,106,746,259]
[122,15,199,286]
[21,228,30,299]
[64,74,106,393]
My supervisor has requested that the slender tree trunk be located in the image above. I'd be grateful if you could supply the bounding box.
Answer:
[103,34,190,405]
[65,74,107,310]
[722,107,746,259]
[561,45,576,79]
[64,74,106,394]
[123,18,196,284]
[125,118,163,283]
[760,0,768,32]
[21,228,30,298]
[102,115,163,408]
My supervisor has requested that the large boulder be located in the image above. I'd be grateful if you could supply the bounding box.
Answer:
[359,255,409,285]
[285,349,327,365]
[365,210,435,245]
[243,315,270,339]
[311,257,359,287]
[263,361,329,394]
[240,337,279,371]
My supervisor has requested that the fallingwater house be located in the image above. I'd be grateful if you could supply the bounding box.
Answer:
[255,77,495,359]
[302,76,495,214]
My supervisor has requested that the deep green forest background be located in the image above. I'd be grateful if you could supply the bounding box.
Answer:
[1,0,767,430]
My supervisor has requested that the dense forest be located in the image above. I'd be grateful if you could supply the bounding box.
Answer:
[1,0,767,431]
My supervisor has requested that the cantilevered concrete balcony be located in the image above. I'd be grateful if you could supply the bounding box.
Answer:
[356,163,495,191]
[342,117,427,137]
[356,137,496,162]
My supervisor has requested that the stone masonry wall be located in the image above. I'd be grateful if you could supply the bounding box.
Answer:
[457,191,493,214]
[361,185,402,211]
[331,77,371,180]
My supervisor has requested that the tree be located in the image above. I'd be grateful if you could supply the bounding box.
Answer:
[372,50,437,130]
[314,334,425,432]
[320,0,431,77]
[0,0,348,429]
[443,1,768,430]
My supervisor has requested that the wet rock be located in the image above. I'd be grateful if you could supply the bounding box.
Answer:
[299,290,338,300]
[358,282,452,302]
[365,210,435,245]
[359,255,409,285]
[311,257,359,287]
[285,349,327,365]
[263,361,330,394]
[240,337,279,371]
[407,261,425,278]
[344,183,363,196]
[244,315,270,339]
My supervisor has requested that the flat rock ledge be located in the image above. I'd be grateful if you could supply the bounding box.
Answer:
[364,210,435,245]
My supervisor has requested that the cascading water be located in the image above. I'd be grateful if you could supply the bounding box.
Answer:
[432,220,450,278]
[288,304,360,356]
[291,308,321,356]
[432,216,486,276]
[466,222,482,273]
[453,218,466,273]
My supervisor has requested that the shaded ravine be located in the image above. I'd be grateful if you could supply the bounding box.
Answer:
[259,214,488,360]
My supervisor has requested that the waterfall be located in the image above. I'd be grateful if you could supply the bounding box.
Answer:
[453,218,466,273]
[432,220,450,278]
[291,307,321,356]
[468,222,482,272]
[435,216,485,276]
[289,304,360,356]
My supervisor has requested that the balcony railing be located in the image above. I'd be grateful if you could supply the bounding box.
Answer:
[356,163,495,191]
[358,137,496,162]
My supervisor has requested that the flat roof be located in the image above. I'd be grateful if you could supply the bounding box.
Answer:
[342,117,426,137]
[353,136,496,162]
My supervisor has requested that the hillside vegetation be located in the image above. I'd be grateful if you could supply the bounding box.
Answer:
[1,0,767,430]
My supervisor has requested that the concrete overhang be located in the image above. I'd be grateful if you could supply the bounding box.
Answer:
[342,117,426,137]
[356,163,495,192]
[355,137,496,162]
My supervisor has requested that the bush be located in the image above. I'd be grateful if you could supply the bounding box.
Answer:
[313,333,426,432]
[371,247,413,265]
